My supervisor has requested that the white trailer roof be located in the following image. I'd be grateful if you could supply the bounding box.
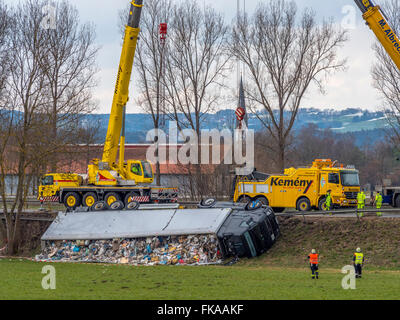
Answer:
[41,208,232,240]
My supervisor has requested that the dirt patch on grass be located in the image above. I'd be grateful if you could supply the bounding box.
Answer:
[241,216,400,268]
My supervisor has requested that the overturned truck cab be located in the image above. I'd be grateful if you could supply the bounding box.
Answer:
[38,202,280,264]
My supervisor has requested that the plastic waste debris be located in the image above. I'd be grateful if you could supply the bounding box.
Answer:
[35,234,222,266]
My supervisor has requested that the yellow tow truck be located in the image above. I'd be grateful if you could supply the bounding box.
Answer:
[38,0,178,210]
[233,159,361,212]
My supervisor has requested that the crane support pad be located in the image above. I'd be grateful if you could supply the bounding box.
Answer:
[41,208,231,241]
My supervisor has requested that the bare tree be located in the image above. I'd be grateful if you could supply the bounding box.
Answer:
[0,0,99,254]
[0,0,50,254]
[163,1,230,199]
[165,1,230,135]
[39,0,99,172]
[231,0,347,172]
[371,0,400,145]
[118,0,173,185]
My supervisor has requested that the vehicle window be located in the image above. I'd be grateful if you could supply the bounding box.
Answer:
[328,173,340,184]
[131,163,142,176]
[41,176,53,186]
[141,161,153,178]
[340,171,360,186]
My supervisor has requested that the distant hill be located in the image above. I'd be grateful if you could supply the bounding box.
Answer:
[85,108,389,146]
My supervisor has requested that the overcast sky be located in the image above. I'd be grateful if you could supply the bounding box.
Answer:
[8,0,384,113]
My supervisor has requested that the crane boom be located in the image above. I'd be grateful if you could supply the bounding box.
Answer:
[354,0,400,70]
[102,0,143,166]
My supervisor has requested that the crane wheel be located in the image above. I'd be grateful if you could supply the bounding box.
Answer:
[109,200,124,211]
[126,200,140,210]
[91,201,107,211]
[124,192,140,206]
[105,192,121,207]
[83,192,98,207]
[64,192,81,210]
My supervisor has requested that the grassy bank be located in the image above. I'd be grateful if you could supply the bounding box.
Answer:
[0,259,399,299]
[240,216,400,269]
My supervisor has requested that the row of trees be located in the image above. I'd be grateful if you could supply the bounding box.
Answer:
[255,123,400,188]
[131,0,400,194]
[0,0,99,253]
[127,0,348,198]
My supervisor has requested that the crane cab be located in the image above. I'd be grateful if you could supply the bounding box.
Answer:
[124,160,154,184]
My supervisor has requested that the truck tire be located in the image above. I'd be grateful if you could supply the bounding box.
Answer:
[297,197,311,212]
[105,192,121,207]
[395,194,400,208]
[199,198,217,208]
[64,192,81,210]
[318,197,326,211]
[124,192,140,206]
[255,196,268,206]
[272,207,285,213]
[126,200,140,210]
[109,200,124,211]
[245,200,263,211]
[91,201,107,211]
[82,192,98,207]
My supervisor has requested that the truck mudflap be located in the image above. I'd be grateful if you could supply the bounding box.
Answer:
[37,202,279,265]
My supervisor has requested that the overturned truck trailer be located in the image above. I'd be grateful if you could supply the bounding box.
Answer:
[37,203,280,265]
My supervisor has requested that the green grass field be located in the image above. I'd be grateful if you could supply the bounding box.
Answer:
[0,259,399,300]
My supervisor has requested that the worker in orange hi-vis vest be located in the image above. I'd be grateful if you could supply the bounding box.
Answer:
[308,249,320,279]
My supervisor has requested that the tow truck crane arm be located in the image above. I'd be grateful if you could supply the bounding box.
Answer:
[102,0,143,166]
[354,0,400,70]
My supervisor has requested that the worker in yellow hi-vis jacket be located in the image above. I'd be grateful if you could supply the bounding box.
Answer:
[353,247,364,279]
[357,191,366,217]
[375,191,383,217]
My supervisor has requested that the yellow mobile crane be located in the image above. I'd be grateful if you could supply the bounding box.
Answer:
[354,0,400,69]
[38,0,178,210]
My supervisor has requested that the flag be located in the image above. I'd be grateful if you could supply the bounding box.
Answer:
[236,76,248,129]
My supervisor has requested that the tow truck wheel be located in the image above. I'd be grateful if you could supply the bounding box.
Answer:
[64,192,81,210]
[83,192,97,207]
[297,197,311,212]
[318,197,327,211]
[105,192,121,207]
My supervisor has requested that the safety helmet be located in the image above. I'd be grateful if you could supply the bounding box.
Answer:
[311,249,316,254]
[356,247,361,252]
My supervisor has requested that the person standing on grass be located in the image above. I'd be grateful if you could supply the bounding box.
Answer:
[308,249,319,279]
[353,247,364,279]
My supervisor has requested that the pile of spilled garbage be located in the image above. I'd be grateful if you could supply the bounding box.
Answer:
[35,234,222,265]
[36,202,280,265]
